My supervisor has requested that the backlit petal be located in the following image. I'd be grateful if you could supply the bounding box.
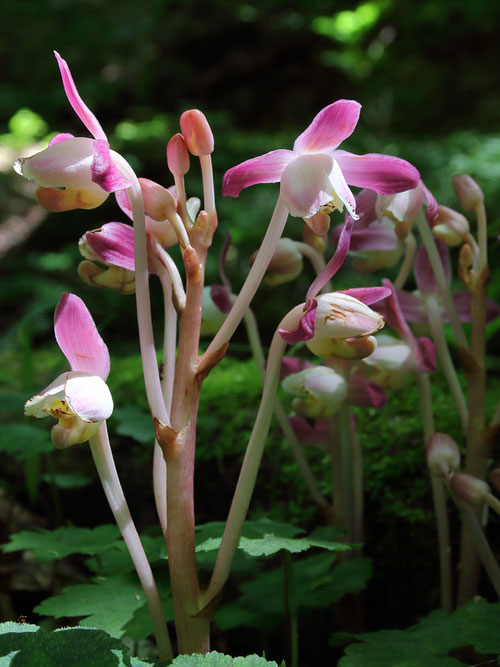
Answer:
[222,149,294,197]
[24,373,69,418]
[333,151,420,194]
[91,140,132,192]
[280,153,334,218]
[293,100,361,154]
[55,293,110,380]
[84,222,136,272]
[54,51,107,141]
[64,371,113,422]
[35,185,107,211]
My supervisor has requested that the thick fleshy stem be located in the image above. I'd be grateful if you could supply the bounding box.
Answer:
[475,201,488,271]
[112,155,172,428]
[293,241,331,293]
[201,197,289,362]
[243,307,334,521]
[89,423,173,661]
[173,174,191,229]
[394,233,417,290]
[201,308,300,608]
[416,372,453,612]
[425,296,468,433]
[152,240,186,312]
[415,211,469,351]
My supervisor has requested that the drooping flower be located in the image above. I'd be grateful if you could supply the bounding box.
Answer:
[250,238,304,286]
[223,100,420,219]
[375,179,438,239]
[13,52,131,212]
[282,366,348,419]
[24,293,113,447]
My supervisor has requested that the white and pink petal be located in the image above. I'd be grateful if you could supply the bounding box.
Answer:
[333,150,420,195]
[64,371,113,422]
[222,149,294,197]
[293,100,361,154]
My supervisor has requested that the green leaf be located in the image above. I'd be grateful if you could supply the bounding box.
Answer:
[169,652,279,666]
[0,622,135,667]
[214,554,371,631]
[2,525,121,562]
[34,576,146,639]
[41,472,93,488]
[112,405,154,444]
[0,424,52,460]
[339,599,500,666]
[196,519,350,558]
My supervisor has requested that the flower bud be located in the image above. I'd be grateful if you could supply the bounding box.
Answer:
[251,238,303,286]
[200,286,228,336]
[308,333,377,360]
[138,178,177,222]
[432,205,470,247]
[358,334,413,389]
[78,261,135,294]
[167,133,190,176]
[282,366,347,419]
[302,224,328,253]
[352,245,403,273]
[453,174,483,211]
[376,188,424,226]
[450,472,490,505]
[179,110,214,156]
[426,432,461,476]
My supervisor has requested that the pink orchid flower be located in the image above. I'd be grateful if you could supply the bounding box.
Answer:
[389,240,500,324]
[222,100,420,219]
[24,293,113,448]
[14,52,131,212]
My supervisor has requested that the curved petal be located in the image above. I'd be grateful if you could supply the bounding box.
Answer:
[222,149,294,197]
[54,51,107,141]
[280,357,314,380]
[414,238,451,295]
[333,150,420,194]
[85,222,136,272]
[91,140,132,192]
[348,375,387,409]
[35,185,108,212]
[64,371,113,422]
[280,153,335,218]
[49,132,75,146]
[393,290,426,322]
[15,137,96,189]
[279,299,318,344]
[421,180,439,221]
[415,337,437,372]
[339,286,391,306]
[293,100,361,154]
[24,373,69,418]
[210,284,233,314]
[306,216,354,301]
[451,292,500,323]
[55,293,110,380]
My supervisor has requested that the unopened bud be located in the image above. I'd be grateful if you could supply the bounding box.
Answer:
[251,238,303,286]
[303,211,331,235]
[167,133,190,176]
[432,205,470,247]
[490,469,500,494]
[138,178,176,221]
[453,174,483,211]
[359,334,413,389]
[450,472,489,505]
[352,245,403,273]
[302,224,328,253]
[426,432,461,476]
[179,110,214,156]
[313,293,385,340]
[376,188,424,226]
[78,261,135,295]
[282,366,347,419]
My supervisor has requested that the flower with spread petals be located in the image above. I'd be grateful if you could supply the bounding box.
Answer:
[24,293,113,448]
[223,100,420,219]
[14,52,131,212]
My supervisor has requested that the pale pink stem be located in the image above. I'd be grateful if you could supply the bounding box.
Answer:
[152,268,178,535]
[112,155,171,428]
[201,196,289,361]
[199,154,216,219]
[243,308,333,520]
[416,372,453,612]
[201,306,304,608]
[294,241,331,293]
[425,296,468,433]
[394,233,417,290]
[89,423,173,661]
[415,211,469,351]
[173,174,191,229]
[152,240,186,311]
